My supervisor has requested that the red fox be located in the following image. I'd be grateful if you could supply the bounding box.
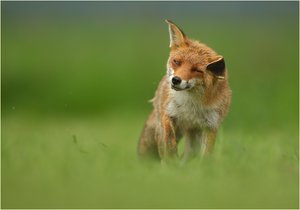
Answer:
[138,20,231,163]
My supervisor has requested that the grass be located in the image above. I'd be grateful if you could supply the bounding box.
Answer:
[2,111,298,209]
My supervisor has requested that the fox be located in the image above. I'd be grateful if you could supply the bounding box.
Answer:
[138,20,231,164]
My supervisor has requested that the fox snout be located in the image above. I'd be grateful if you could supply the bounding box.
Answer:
[170,75,195,91]
[171,76,182,85]
[171,76,186,91]
[168,66,196,91]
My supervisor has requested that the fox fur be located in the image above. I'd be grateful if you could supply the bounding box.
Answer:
[138,20,231,163]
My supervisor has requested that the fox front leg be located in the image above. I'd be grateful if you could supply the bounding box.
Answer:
[200,129,217,156]
[181,129,202,164]
[158,115,178,162]
[181,128,217,164]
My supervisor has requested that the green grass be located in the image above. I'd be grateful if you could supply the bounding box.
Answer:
[1,3,299,208]
[2,111,299,208]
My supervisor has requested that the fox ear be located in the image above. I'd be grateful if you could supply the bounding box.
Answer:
[165,20,187,48]
[207,57,226,79]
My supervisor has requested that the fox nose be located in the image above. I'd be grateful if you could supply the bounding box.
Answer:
[172,76,182,85]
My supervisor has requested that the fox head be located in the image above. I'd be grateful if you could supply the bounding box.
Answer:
[165,20,227,92]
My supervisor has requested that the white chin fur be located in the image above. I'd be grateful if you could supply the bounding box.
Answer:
[172,81,191,90]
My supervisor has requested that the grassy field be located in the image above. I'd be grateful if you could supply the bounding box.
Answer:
[2,2,299,209]
[2,111,298,208]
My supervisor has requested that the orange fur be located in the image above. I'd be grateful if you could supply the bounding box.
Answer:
[138,20,231,163]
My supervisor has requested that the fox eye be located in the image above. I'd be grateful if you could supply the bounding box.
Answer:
[173,59,181,66]
[191,67,202,73]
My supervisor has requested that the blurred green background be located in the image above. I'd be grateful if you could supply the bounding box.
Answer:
[2,1,299,209]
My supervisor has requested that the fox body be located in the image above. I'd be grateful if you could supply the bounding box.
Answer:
[138,20,231,163]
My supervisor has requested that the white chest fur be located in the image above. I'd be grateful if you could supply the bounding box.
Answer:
[167,89,220,130]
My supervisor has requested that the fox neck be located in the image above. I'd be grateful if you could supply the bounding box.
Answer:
[169,85,205,106]
[167,85,219,130]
